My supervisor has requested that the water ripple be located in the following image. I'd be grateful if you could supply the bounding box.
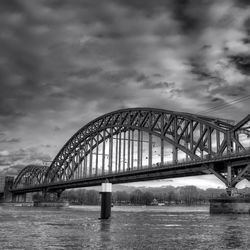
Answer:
[0,206,250,249]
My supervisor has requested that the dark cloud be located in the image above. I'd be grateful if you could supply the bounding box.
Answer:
[234,0,250,7]
[171,0,211,35]
[211,97,223,103]
[0,164,25,176]
[201,44,212,50]
[0,0,23,13]
[0,147,51,172]
[244,17,250,36]
[0,0,250,181]
[189,59,224,83]
[229,55,250,75]
[211,84,247,96]
[143,81,175,90]
[68,67,103,79]
[242,38,250,44]
[136,74,148,83]
[0,138,20,143]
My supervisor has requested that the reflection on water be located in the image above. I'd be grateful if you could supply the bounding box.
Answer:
[219,216,248,250]
[0,205,250,249]
[99,220,111,249]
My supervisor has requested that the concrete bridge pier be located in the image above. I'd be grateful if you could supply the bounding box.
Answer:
[1,176,15,203]
[55,189,64,200]
[99,182,112,219]
[225,163,236,197]
[210,163,250,214]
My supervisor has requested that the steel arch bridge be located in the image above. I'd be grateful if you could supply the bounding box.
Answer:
[11,108,250,195]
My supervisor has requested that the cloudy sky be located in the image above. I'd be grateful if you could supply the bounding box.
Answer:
[0,0,250,188]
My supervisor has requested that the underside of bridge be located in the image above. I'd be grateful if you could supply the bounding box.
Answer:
[10,108,250,196]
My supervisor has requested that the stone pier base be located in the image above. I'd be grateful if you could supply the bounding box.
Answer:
[210,197,250,214]
[33,201,69,207]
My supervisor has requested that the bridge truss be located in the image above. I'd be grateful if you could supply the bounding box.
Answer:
[12,108,250,194]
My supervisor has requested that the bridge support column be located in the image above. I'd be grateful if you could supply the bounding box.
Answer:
[210,163,250,214]
[56,190,64,200]
[225,163,239,197]
[2,176,14,203]
[99,182,112,220]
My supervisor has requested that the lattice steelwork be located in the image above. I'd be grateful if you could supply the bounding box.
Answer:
[14,165,48,189]
[13,108,250,191]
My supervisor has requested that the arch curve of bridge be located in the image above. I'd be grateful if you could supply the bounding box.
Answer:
[13,165,48,189]
[43,108,230,184]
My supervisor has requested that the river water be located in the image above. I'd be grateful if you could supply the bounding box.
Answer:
[0,205,250,250]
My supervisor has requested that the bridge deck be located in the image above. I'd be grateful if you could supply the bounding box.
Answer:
[12,151,250,194]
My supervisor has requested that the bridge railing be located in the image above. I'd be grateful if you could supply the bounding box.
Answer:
[57,147,250,179]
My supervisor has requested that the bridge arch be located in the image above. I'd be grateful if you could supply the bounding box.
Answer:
[13,165,48,189]
[44,108,232,184]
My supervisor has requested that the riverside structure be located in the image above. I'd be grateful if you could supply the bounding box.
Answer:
[1,108,250,214]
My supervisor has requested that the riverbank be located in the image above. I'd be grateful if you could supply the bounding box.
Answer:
[0,202,33,207]
[67,204,209,213]
[0,201,69,207]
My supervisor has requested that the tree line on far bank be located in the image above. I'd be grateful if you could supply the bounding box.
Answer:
[60,185,249,206]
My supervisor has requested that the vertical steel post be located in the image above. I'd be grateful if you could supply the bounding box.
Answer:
[185,120,189,161]
[140,131,143,168]
[149,133,152,167]
[131,130,134,170]
[173,116,177,164]
[96,134,99,176]
[216,130,220,154]
[80,150,83,178]
[190,121,193,152]
[118,130,121,172]
[115,131,118,173]
[200,124,204,158]
[161,113,164,165]
[137,130,141,170]
[77,153,80,179]
[71,159,75,179]
[123,131,126,171]
[89,137,93,176]
[109,128,113,174]
[75,155,78,179]
[149,112,152,167]
[128,130,131,170]
[207,127,212,158]
[84,145,87,177]
[102,130,106,175]
[227,131,233,154]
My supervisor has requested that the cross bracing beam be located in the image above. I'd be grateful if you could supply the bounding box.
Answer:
[231,164,250,186]
[47,124,205,183]
[13,165,48,188]
[12,152,250,193]
[12,108,250,191]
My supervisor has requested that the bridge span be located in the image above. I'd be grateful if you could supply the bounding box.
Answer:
[9,108,250,196]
